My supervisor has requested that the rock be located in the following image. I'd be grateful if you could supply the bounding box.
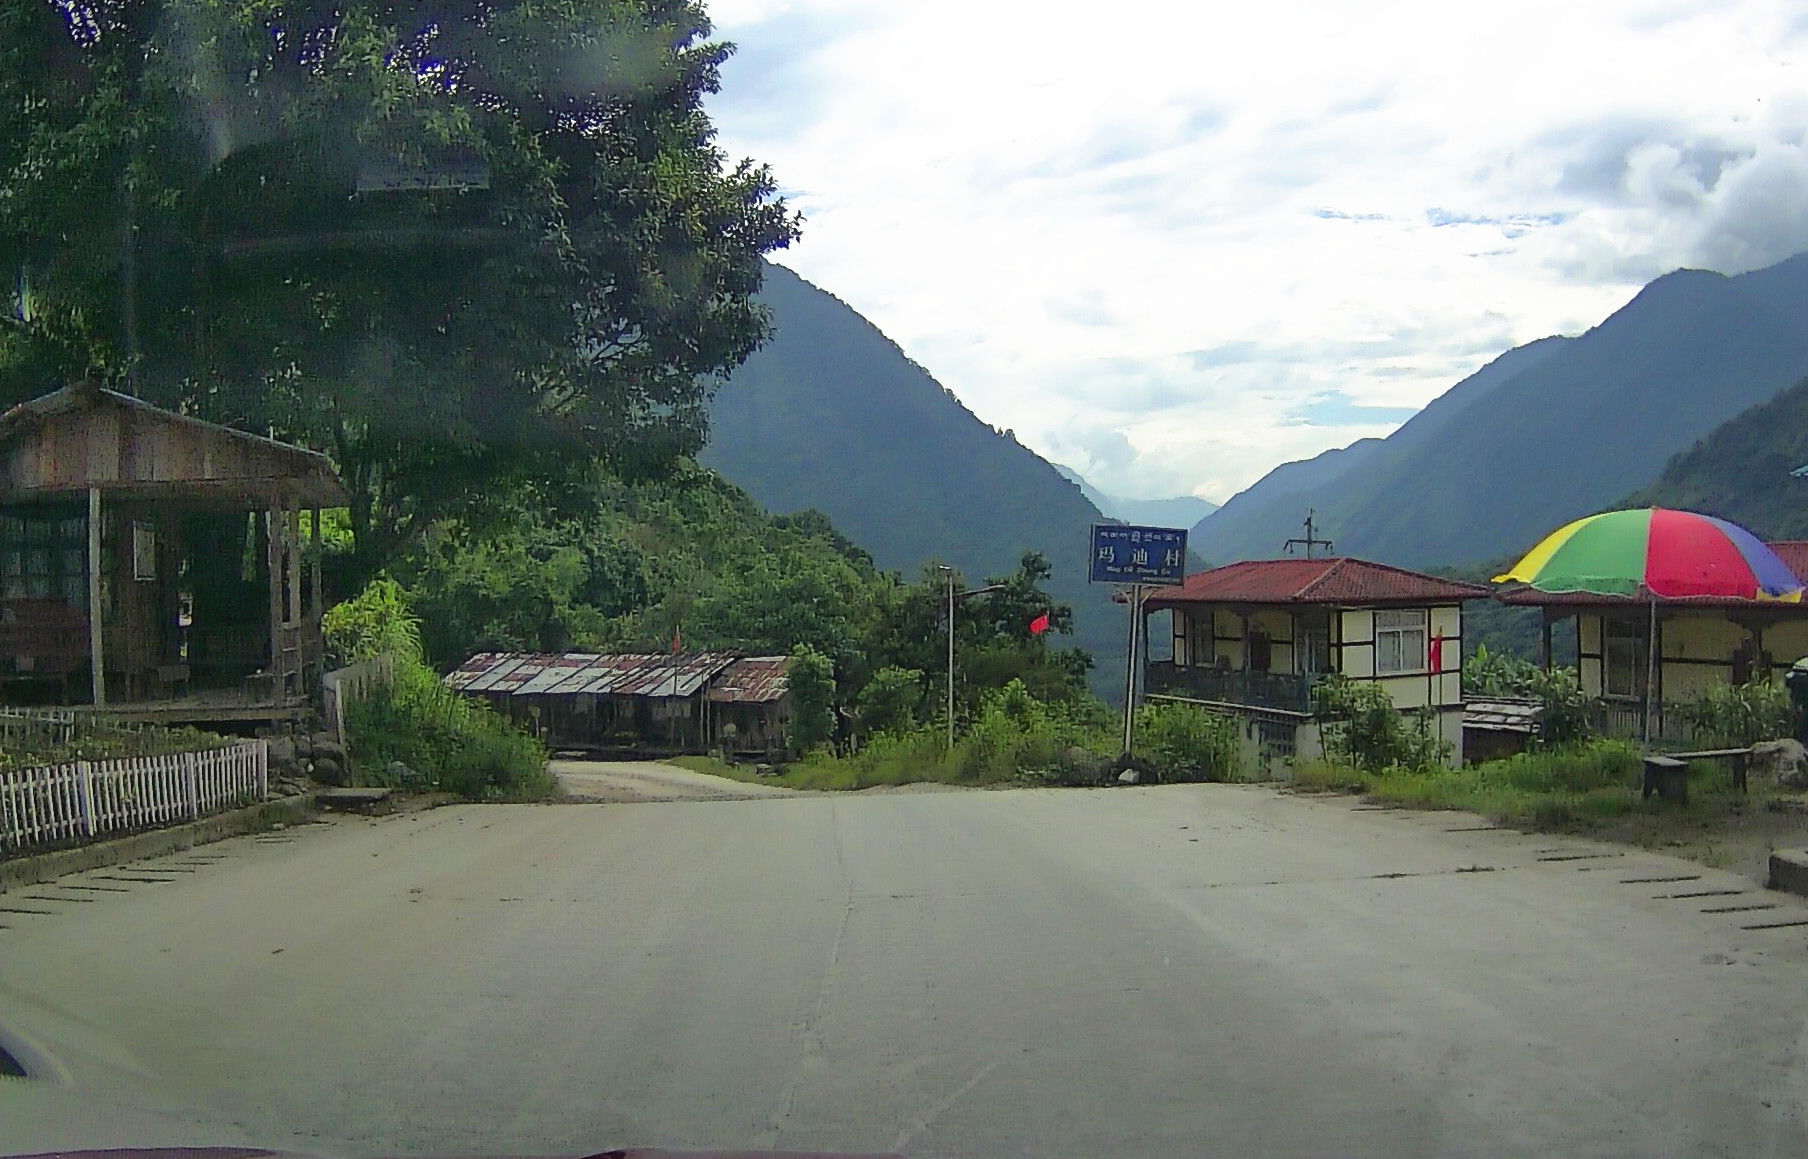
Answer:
[294,732,313,759]
[267,736,297,767]
[387,761,422,786]
[1117,769,1140,784]
[312,739,347,766]
[1751,739,1808,786]
[312,755,345,786]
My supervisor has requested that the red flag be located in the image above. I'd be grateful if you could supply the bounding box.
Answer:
[1028,613,1051,636]
[671,625,682,654]
[1428,634,1443,673]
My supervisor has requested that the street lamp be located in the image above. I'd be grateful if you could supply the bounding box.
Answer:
[936,564,1003,750]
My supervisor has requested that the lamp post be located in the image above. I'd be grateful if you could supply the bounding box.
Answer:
[939,566,954,750]
[936,565,1004,750]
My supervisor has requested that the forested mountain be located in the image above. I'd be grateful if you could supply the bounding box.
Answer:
[1053,465,1217,530]
[1625,375,1808,538]
[703,264,1126,691]
[1191,253,1808,567]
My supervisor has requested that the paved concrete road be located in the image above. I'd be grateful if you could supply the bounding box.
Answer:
[5,786,1808,1158]
[551,758,797,802]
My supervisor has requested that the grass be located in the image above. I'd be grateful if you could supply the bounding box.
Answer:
[668,740,1019,792]
[1292,740,1789,834]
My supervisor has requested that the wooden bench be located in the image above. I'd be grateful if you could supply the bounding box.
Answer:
[1642,755,1689,803]
[1663,747,1754,794]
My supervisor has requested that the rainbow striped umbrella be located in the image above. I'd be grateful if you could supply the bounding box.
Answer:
[1494,508,1803,601]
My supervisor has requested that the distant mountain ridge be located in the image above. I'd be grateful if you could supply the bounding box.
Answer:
[703,264,1126,694]
[1053,465,1217,530]
[1191,253,1808,568]
[1626,373,1808,539]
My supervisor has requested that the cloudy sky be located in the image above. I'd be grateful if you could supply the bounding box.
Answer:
[702,0,1808,505]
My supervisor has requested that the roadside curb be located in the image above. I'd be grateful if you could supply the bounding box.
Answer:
[1770,848,1808,898]
[0,795,318,893]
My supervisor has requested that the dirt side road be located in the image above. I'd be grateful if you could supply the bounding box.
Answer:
[3,785,1808,1158]
[551,759,797,803]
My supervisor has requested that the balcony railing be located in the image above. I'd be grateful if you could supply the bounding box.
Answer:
[1145,661,1316,714]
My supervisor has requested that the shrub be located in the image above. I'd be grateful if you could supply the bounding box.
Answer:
[788,644,837,753]
[1463,645,1593,746]
[1682,680,1794,748]
[1523,666,1594,746]
[346,667,551,800]
[323,576,423,665]
[332,579,550,801]
[1313,674,1450,772]
[856,666,923,737]
[1135,701,1242,782]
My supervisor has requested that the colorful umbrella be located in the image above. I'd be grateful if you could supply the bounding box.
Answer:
[1494,508,1803,602]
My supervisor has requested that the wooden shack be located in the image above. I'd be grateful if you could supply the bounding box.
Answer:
[0,383,346,722]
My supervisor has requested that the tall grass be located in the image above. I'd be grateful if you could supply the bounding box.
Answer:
[692,685,1246,791]
[1296,739,1668,830]
[330,578,551,801]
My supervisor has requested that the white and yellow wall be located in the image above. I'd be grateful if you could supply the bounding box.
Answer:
[1574,608,1808,703]
[1165,601,1466,767]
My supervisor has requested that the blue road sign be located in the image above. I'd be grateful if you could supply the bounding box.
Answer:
[1089,524,1187,585]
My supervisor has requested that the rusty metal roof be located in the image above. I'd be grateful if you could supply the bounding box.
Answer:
[706,656,790,704]
[445,651,740,698]
[1464,698,1541,733]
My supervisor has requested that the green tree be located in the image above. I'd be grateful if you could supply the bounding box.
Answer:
[856,666,923,737]
[0,0,799,578]
[787,644,835,754]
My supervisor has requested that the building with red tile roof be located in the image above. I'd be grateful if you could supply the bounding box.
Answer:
[1139,557,1486,770]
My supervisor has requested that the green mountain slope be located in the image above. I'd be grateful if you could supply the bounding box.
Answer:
[1625,375,1808,539]
[702,264,1127,694]
[1192,252,1808,567]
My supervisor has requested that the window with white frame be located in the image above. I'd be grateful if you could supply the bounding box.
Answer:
[1374,609,1427,676]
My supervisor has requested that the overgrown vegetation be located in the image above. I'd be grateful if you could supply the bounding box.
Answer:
[1134,701,1242,784]
[1681,680,1794,747]
[1462,644,1594,745]
[327,581,550,801]
[1294,739,1651,829]
[692,685,1245,791]
[1312,674,1450,772]
[0,719,232,775]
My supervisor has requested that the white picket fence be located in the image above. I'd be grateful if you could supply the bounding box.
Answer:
[0,707,82,748]
[0,740,268,854]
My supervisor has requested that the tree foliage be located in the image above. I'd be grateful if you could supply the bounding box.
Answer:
[0,0,798,575]
[1313,674,1450,773]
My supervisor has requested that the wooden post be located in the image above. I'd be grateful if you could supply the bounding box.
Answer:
[266,501,282,700]
[286,506,301,627]
[309,506,323,624]
[1540,611,1553,672]
[88,487,105,707]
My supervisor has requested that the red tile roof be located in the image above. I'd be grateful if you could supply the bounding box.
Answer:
[1143,557,1489,609]
[1495,540,1808,608]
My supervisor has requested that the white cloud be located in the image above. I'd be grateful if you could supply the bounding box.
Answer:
[706,0,1808,502]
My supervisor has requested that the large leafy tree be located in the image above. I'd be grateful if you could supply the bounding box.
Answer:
[0,0,797,574]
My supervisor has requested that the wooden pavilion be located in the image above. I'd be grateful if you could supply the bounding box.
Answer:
[0,383,346,723]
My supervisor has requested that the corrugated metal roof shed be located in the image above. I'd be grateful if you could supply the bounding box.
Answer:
[444,651,739,698]
[1464,698,1541,733]
[707,656,790,704]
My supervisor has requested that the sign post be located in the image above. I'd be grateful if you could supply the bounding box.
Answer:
[1090,524,1188,756]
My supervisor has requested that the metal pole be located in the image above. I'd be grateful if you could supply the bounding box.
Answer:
[1642,598,1658,751]
[88,487,105,707]
[947,569,956,750]
[1122,584,1141,754]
